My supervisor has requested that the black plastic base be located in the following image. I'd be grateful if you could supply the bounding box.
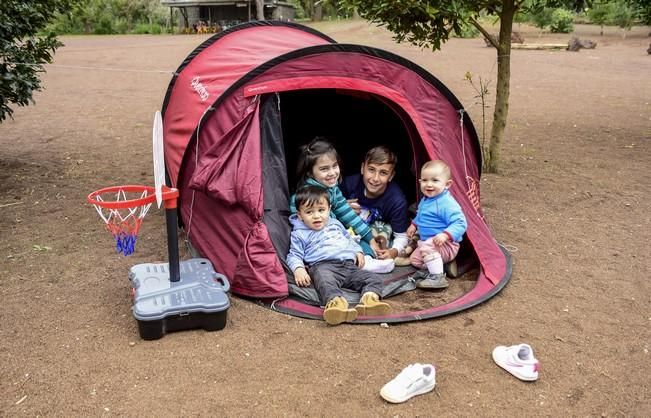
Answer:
[137,309,228,340]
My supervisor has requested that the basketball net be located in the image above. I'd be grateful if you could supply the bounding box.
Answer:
[89,186,155,256]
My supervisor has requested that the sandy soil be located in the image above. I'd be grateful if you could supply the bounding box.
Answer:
[0,21,649,416]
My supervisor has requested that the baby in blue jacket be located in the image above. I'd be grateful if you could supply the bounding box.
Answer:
[408,160,468,289]
[287,185,391,325]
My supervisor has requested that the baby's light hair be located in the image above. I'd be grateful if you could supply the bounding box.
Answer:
[421,160,451,180]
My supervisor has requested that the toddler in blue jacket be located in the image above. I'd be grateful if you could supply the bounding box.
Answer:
[287,185,391,325]
[408,160,468,289]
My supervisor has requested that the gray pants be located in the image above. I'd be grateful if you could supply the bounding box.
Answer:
[309,259,383,306]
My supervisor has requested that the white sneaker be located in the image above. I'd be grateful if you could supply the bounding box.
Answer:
[380,363,436,403]
[492,344,540,381]
[363,255,395,273]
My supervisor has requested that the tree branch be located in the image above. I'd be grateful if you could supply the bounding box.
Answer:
[470,17,498,49]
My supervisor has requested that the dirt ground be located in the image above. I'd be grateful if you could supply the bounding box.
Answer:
[1,21,649,417]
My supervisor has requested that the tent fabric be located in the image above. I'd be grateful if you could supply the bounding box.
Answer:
[161,21,512,321]
[162,22,335,186]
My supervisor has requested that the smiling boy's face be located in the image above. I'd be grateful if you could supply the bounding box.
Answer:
[297,197,331,231]
[361,161,395,198]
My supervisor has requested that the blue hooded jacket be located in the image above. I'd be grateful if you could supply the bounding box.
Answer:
[286,214,362,273]
[414,189,467,241]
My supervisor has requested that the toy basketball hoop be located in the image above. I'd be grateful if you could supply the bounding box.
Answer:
[88,185,179,256]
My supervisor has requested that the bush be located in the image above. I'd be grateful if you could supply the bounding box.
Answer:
[610,0,635,30]
[588,2,612,26]
[529,7,554,30]
[132,23,163,34]
[587,2,613,34]
[114,18,129,34]
[550,8,574,33]
[93,15,114,34]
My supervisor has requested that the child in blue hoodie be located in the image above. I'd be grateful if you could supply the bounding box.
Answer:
[287,185,392,325]
[407,160,468,290]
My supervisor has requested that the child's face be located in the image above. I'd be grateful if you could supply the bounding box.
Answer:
[419,165,452,198]
[297,197,331,231]
[311,153,340,187]
[361,161,395,198]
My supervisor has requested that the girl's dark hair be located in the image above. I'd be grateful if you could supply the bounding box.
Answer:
[295,136,342,187]
[294,185,330,210]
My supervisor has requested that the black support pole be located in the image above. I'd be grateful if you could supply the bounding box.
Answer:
[165,207,181,282]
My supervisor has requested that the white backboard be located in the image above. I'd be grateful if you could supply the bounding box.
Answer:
[152,111,165,208]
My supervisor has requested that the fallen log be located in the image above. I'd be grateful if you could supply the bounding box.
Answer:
[511,43,567,50]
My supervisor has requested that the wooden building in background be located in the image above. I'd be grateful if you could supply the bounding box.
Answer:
[161,0,296,32]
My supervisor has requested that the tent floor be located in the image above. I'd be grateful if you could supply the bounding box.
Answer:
[250,265,484,324]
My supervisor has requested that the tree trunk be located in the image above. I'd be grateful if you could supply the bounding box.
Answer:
[486,0,515,173]
[180,7,189,30]
[313,3,323,21]
[256,0,264,20]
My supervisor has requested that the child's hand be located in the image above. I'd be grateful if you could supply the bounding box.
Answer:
[433,232,449,246]
[376,248,399,260]
[370,237,382,253]
[294,267,312,287]
[407,224,417,239]
[355,252,365,268]
[347,198,361,214]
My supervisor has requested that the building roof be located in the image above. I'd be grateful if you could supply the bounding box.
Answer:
[160,0,294,7]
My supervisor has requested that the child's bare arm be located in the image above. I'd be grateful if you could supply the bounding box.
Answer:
[406,223,417,239]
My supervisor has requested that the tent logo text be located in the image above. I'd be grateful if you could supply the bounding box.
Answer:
[191,77,210,102]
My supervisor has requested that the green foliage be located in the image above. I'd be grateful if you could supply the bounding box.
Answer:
[320,0,352,19]
[626,0,651,25]
[133,23,163,34]
[47,0,169,35]
[550,8,575,32]
[581,0,648,30]
[0,0,78,122]
[610,0,634,30]
[453,22,480,38]
[588,2,613,26]
[94,14,115,34]
[514,9,531,24]
[528,7,554,30]
[340,0,487,51]
[289,0,307,19]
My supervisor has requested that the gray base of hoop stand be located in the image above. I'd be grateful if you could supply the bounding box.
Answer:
[127,205,230,340]
[128,258,230,340]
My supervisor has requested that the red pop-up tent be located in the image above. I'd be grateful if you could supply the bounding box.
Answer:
[161,21,511,322]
